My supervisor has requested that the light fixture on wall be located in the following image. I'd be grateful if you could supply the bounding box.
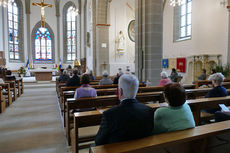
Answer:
[0,0,13,7]
[220,0,227,6]
[70,7,79,16]
[170,0,183,7]
[0,0,12,7]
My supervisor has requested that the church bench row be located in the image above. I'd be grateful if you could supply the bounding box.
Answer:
[58,83,193,104]
[0,87,6,113]
[61,87,230,117]
[58,83,146,103]
[5,81,17,101]
[0,83,13,106]
[72,96,230,153]
[65,92,164,144]
[64,90,230,146]
[90,120,230,153]
[194,79,230,88]
[0,79,24,114]
[63,87,230,127]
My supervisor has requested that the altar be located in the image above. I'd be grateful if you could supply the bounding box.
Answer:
[29,69,58,81]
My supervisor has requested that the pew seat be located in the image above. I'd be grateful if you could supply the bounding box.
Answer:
[91,120,230,153]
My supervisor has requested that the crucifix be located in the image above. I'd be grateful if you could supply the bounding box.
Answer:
[32,0,53,28]
[102,61,107,70]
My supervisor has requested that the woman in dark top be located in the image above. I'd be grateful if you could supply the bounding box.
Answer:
[204,73,228,114]
[205,73,227,98]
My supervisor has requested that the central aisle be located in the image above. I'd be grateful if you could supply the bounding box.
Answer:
[0,83,68,153]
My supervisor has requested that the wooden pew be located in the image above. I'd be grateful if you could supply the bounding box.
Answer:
[90,120,230,153]
[63,87,228,128]
[5,81,17,101]
[20,78,23,94]
[0,83,13,106]
[59,83,146,105]
[15,79,21,97]
[72,96,230,153]
[60,84,192,106]
[65,92,163,144]
[0,87,6,113]
[195,79,230,88]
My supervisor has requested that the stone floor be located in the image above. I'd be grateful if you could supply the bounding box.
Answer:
[0,83,68,153]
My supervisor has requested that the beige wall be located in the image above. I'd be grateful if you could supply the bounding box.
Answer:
[163,0,228,64]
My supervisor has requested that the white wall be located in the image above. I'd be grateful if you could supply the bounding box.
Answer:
[163,0,228,63]
[0,6,3,51]
[109,0,135,75]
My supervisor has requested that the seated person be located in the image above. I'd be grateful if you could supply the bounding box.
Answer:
[211,69,216,75]
[95,74,154,146]
[99,71,113,85]
[89,70,96,81]
[113,69,123,84]
[58,70,70,82]
[215,108,230,122]
[74,74,97,99]
[5,70,16,81]
[154,83,195,134]
[205,73,227,98]
[197,69,207,81]
[203,73,228,114]
[66,69,80,87]
[158,71,171,86]
[169,68,178,82]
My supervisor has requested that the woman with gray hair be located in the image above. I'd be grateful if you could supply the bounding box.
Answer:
[99,71,113,85]
[158,71,171,86]
[205,73,228,98]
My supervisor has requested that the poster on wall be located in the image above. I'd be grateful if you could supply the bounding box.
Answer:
[128,20,135,42]
[162,59,169,68]
[168,58,177,70]
[177,58,186,73]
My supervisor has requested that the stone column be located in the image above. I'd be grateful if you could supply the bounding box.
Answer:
[94,0,110,75]
[135,0,163,85]
[0,6,4,51]
[227,5,230,64]
[25,0,31,63]
[55,0,60,65]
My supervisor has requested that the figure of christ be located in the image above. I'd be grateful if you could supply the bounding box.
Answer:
[32,0,53,28]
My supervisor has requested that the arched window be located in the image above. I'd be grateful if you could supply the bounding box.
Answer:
[32,22,55,64]
[173,0,192,41]
[63,2,77,63]
[66,6,76,61]
[35,28,52,60]
[7,0,23,61]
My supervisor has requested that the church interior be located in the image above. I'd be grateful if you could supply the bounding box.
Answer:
[1,0,230,153]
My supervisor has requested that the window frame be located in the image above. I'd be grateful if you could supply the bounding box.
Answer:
[7,0,24,63]
[31,22,55,64]
[35,27,52,61]
[63,2,78,63]
[173,0,192,42]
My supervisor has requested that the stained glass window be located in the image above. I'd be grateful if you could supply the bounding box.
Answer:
[8,0,19,60]
[180,0,192,39]
[35,28,52,60]
[66,6,76,61]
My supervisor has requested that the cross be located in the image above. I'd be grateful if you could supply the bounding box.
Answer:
[102,61,107,70]
[32,0,53,28]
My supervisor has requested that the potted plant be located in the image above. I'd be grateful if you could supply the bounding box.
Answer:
[214,64,230,78]
[18,67,25,77]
